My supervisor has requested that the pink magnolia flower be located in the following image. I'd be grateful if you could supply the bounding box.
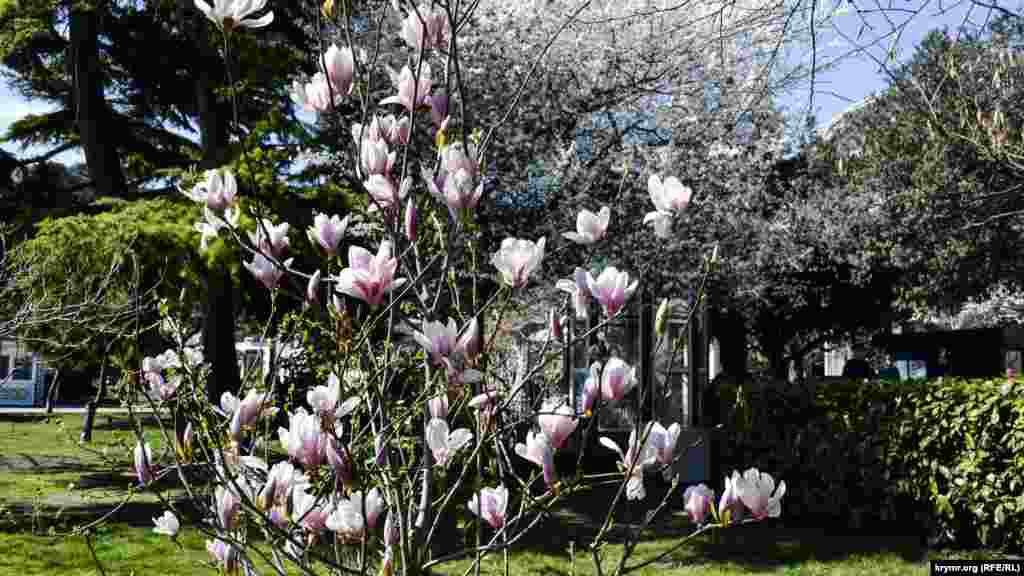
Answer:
[321,43,354,97]
[468,485,508,530]
[491,237,545,289]
[459,317,480,359]
[399,3,448,51]
[413,318,459,365]
[278,408,325,469]
[351,117,384,146]
[380,64,432,112]
[580,362,601,417]
[306,372,359,421]
[224,389,277,439]
[205,539,239,574]
[215,485,241,530]
[380,114,410,145]
[548,309,564,342]
[683,484,715,525]
[325,435,353,489]
[644,174,692,239]
[305,269,321,305]
[248,219,290,258]
[600,357,636,402]
[598,426,661,501]
[428,92,448,130]
[307,212,349,256]
[426,418,473,467]
[194,0,273,33]
[586,266,638,318]
[292,485,331,532]
[646,421,681,466]
[244,254,292,291]
[333,242,407,306]
[327,488,386,540]
[134,441,154,485]
[718,471,745,525]
[734,468,785,520]
[515,430,556,488]
[562,206,610,245]
[428,395,448,420]
[537,401,577,450]
[291,72,340,114]
[469,387,498,433]
[361,137,395,177]
[556,268,591,320]
[364,174,407,213]
[257,460,303,511]
[384,512,400,547]
[180,168,237,212]
[404,198,417,242]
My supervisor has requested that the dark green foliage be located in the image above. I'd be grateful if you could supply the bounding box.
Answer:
[717,375,1024,550]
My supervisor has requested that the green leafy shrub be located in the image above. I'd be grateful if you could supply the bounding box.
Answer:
[716,375,1024,550]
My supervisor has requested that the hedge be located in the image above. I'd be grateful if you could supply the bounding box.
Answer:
[712,374,1024,550]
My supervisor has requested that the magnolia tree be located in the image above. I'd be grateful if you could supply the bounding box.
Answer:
[114,1,788,575]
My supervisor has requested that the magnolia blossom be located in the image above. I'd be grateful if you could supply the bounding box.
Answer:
[556,268,591,320]
[580,363,601,417]
[468,485,508,530]
[306,372,360,421]
[304,269,321,305]
[351,117,384,146]
[598,427,661,501]
[194,0,273,32]
[195,205,239,251]
[515,430,556,488]
[180,168,237,212]
[600,357,636,402]
[244,254,292,291]
[586,266,638,317]
[644,174,692,238]
[326,435,353,489]
[381,64,432,112]
[147,372,180,402]
[735,468,786,520]
[221,390,277,439]
[206,539,239,574]
[152,510,179,537]
[549,309,564,342]
[176,422,194,462]
[376,114,410,146]
[404,198,417,242]
[646,421,681,465]
[384,512,400,547]
[258,460,303,511]
[134,442,154,485]
[427,395,448,420]
[537,400,577,450]
[307,212,349,256]
[290,72,340,114]
[364,174,407,213]
[361,137,395,177]
[492,237,545,289]
[249,219,290,258]
[413,317,477,366]
[215,485,241,530]
[562,206,610,245]
[683,484,715,525]
[292,486,331,532]
[428,92,448,130]
[328,488,385,541]
[399,3,448,51]
[278,408,325,469]
[334,242,406,306]
[426,418,473,467]
[468,387,498,433]
[321,43,354,97]
[718,471,745,525]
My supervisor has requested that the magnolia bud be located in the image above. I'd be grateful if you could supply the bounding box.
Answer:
[549,309,562,342]
[331,293,346,317]
[655,298,671,337]
[383,513,400,547]
[428,395,448,420]
[405,198,417,243]
[306,269,321,305]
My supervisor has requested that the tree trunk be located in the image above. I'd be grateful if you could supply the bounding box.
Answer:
[44,368,61,414]
[81,340,114,443]
[179,0,241,402]
[69,2,127,200]
[202,268,241,403]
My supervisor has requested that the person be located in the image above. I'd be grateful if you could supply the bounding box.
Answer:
[842,346,875,379]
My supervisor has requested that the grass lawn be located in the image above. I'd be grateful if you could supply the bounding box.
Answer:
[0,413,174,505]
[0,520,1011,575]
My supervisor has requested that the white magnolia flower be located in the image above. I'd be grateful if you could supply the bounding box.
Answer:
[152,511,180,537]
[562,206,610,245]
[194,0,274,32]
[426,418,473,467]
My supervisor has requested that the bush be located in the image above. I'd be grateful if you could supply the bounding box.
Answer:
[716,374,1024,550]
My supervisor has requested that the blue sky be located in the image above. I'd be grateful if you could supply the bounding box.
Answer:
[0,1,1003,172]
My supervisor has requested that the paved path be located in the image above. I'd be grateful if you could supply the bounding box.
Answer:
[0,405,161,415]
